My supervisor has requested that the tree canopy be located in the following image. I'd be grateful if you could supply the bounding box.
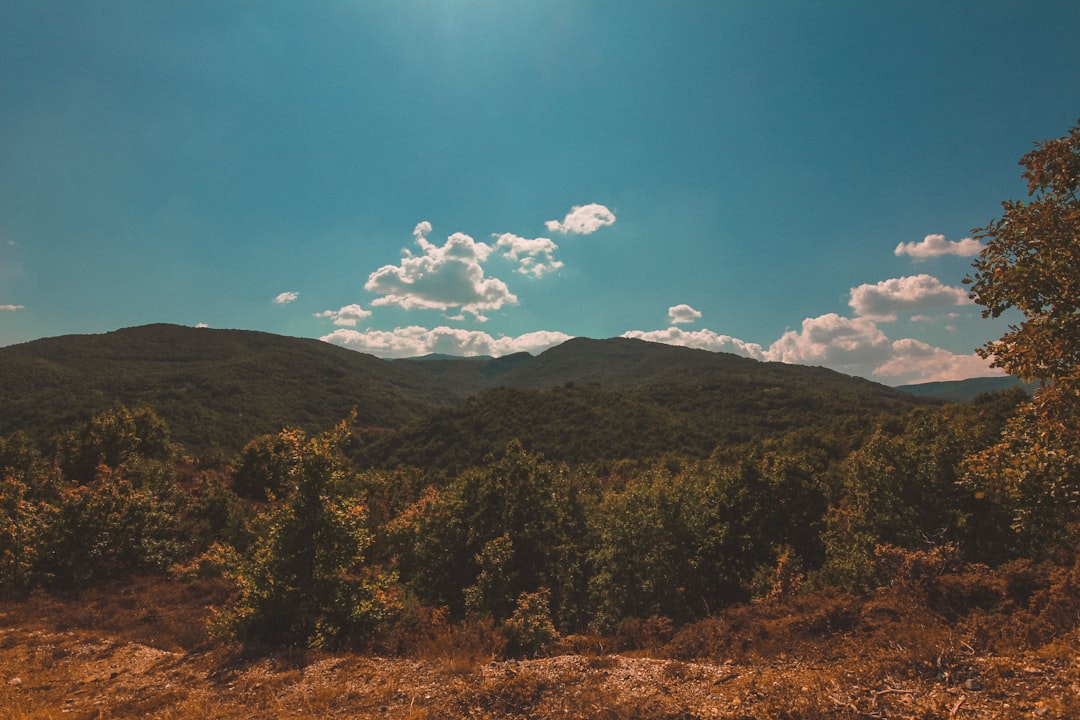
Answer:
[965,119,1080,389]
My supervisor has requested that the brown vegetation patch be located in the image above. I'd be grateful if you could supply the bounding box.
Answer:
[1,573,1079,719]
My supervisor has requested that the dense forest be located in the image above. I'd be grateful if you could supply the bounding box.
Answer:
[0,121,1078,718]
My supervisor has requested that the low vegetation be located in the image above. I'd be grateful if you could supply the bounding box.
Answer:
[0,119,1076,717]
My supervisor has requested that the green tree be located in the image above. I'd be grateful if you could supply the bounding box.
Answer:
[214,421,397,648]
[49,463,184,586]
[56,406,173,484]
[392,441,591,628]
[232,432,294,500]
[963,120,1080,549]
[965,119,1080,388]
[588,461,759,628]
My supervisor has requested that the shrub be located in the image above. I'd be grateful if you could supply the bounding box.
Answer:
[212,421,398,648]
[503,588,559,657]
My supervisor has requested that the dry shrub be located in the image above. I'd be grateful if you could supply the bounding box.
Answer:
[873,543,962,590]
[925,564,1004,619]
[664,588,861,663]
[612,615,674,652]
[459,668,549,717]
[559,632,607,656]
[384,603,507,671]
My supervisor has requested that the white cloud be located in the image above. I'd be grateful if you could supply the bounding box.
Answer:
[894,233,983,259]
[874,339,1002,384]
[622,327,765,359]
[364,223,517,320]
[848,274,971,321]
[494,233,564,278]
[273,291,299,305]
[545,203,616,235]
[321,325,572,359]
[759,312,1000,384]
[195,322,209,328]
[0,304,24,311]
[314,303,372,327]
[765,314,894,372]
[668,304,702,325]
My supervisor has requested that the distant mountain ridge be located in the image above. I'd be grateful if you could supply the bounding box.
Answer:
[897,376,1035,402]
[1,324,946,462]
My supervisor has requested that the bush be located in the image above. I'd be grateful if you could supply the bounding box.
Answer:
[212,421,398,648]
[503,588,559,657]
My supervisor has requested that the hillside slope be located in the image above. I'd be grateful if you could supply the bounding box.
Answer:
[1,326,941,462]
[0,324,454,454]
[361,338,941,468]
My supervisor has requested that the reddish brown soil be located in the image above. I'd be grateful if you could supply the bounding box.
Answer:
[0,575,1077,719]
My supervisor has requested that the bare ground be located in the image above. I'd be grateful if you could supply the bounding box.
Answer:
[0,576,1078,719]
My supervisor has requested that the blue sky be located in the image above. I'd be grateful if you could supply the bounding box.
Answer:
[2,1,1078,385]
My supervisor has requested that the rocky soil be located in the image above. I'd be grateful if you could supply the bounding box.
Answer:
[1,576,1078,719]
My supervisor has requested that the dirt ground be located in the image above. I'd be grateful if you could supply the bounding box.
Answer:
[0,576,1078,719]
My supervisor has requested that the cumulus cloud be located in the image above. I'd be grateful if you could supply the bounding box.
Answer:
[494,233,564,278]
[195,322,209,328]
[321,325,572,359]
[314,304,372,327]
[364,223,517,320]
[765,314,894,373]
[668,304,702,325]
[848,274,971,321]
[545,203,616,235]
[758,311,1000,384]
[894,234,983,259]
[273,291,299,305]
[0,304,24,311]
[873,339,1002,384]
[622,327,765,359]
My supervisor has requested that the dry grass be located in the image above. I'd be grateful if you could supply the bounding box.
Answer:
[1,565,1079,719]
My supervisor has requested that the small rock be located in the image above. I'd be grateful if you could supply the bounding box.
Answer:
[963,678,983,691]
[1033,708,1049,718]
[8,677,21,686]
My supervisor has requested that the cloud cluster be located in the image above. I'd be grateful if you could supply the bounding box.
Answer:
[305,205,614,352]
[613,226,998,384]
[848,274,972,321]
[314,304,372,327]
[273,291,299,305]
[668,304,702,325]
[364,223,517,320]
[765,314,892,370]
[322,326,572,359]
[894,234,983,259]
[545,203,616,235]
[301,211,996,385]
[0,304,24,311]
[622,327,765,358]
[494,233,564,278]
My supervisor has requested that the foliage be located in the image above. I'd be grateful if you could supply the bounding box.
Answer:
[232,432,294,500]
[212,420,398,648]
[55,405,173,484]
[0,324,449,456]
[0,322,940,464]
[965,119,1080,388]
[390,441,592,629]
[502,588,559,657]
[964,389,1080,553]
[0,409,189,593]
[819,402,1019,590]
[963,119,1080,551]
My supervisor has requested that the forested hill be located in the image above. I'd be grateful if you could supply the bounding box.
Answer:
[0,324,941,460]
[0,324,456,454]
[366,338,940,468]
